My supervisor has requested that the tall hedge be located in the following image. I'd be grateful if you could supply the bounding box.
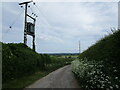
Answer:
[2,43,51,83]
[79,30,120,65]
[79,30,120,80]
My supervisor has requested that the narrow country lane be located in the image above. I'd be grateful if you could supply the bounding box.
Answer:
[26,65,80,88]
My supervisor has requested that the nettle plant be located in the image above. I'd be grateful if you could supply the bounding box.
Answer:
[71,58,119,89]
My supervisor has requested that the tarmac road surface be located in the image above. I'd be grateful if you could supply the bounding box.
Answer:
[26,65,80,88]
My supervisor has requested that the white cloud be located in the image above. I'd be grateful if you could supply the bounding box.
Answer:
[1,2,118,53]
[1,0,119,2]
[36,33,64,43]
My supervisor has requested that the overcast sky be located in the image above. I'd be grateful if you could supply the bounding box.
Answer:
[1,1,118,53]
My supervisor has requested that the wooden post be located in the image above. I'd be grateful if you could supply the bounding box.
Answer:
[19,1,36,52]
[79,41,81,54]
[33,19,36,51]
[19,1,32,45]
[24,3,27,45]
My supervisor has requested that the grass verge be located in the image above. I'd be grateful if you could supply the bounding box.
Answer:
[3,63,71,89]
[2,71,48,88]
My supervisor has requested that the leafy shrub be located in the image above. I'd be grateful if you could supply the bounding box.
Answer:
[78,30,120,80]
[2,43,73,83]
[72,59,120,89]
[72,30,120,89]
[79,30,120,64]
[46,56,73,72]
[2,43,51,83]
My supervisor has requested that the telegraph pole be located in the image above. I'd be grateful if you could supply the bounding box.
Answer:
[19,1,32,45]
[118,1,120,29]
[19,1,37,51]
[24,3,27,45]
[33,19,36,51]
[79,41,80,54]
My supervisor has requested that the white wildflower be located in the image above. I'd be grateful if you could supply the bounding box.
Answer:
[115,77,118,80]
[114,70,117,72]
[115,85,119,88]
[97,85,100,88]
[109,86,113,89]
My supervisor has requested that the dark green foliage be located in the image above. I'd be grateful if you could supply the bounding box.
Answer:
[2,43,52,83]
[47,56,72,72]
[78,30,120,88]
[2,43,73,84]
[79,30,120,64]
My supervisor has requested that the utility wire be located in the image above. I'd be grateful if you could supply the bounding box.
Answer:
[31,4,49,29]
[5,8,24,33]
[33,3,58,37]
[27,2,54,35]
[29,2,50,26]
[28,5,35,15]
[9,9,24,29]
[34,4,51,27]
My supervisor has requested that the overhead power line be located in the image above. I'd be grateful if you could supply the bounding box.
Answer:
[5,12,23,33]
[5,8,25,33]
[9,10,24,29]
[28,4,38,19]
[33,3,52,27]
[9,5,25,30]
